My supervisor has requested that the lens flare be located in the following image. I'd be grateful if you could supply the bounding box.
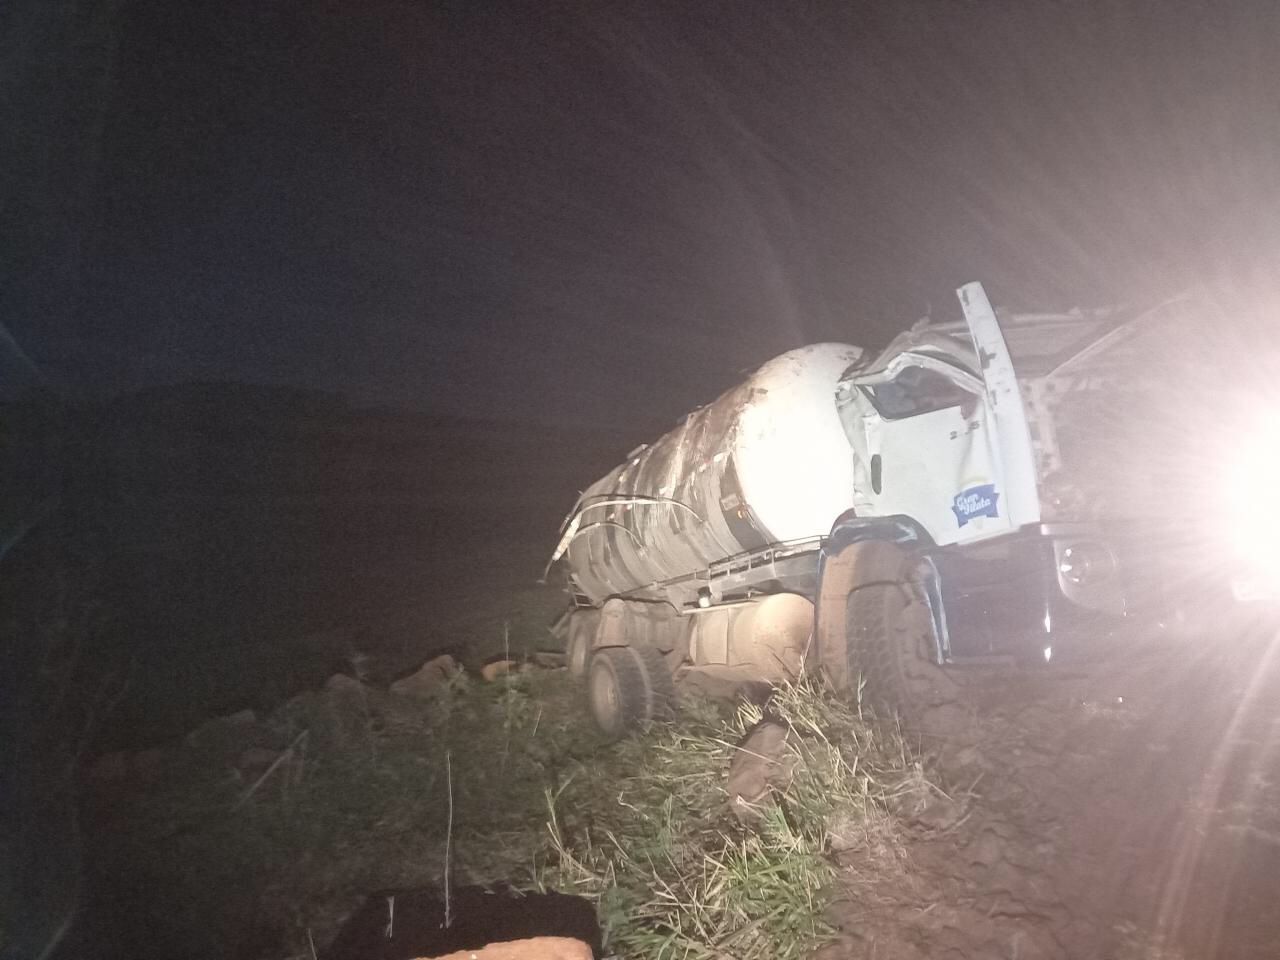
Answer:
[1221,418,1280,587]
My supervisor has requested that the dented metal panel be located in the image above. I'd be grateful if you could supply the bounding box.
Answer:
[556,343,863,604]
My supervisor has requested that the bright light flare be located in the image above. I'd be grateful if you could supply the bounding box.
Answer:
[1221,417,1280,588]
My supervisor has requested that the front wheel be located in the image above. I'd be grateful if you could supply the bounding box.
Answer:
[587,644,676,739]
[846,544,957,727]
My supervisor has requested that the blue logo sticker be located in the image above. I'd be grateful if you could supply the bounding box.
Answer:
[952,483,1000,526]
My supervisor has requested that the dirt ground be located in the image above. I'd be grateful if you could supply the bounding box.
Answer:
[269,605,1280,960]
[280,591,1280,960]
[824,625,1280,960]
[62,566,1280,960]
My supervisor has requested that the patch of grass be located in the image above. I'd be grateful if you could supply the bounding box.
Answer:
[94,669,601,955]
[95,671,924,960]
[538,681,922,960]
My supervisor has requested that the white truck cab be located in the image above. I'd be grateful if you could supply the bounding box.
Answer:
[836,282,1040,549]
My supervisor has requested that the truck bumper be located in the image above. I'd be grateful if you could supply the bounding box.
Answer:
[927,523,1278,662]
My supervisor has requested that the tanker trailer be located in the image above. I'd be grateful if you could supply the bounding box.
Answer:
[548,282,1059,737]
[547,343,867,736]
[548,284,1042,737]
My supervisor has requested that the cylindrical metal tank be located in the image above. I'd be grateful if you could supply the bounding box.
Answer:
[557,343,864,603]
[687,594,815,680]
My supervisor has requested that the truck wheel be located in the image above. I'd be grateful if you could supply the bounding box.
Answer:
[565,609,599,679]
[845,546,956,727]
[587,644,676,739]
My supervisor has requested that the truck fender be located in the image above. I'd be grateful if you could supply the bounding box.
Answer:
[825,511,933,557]
[595,598,629,649]
[815,513,943,690]
[593,597,684,657]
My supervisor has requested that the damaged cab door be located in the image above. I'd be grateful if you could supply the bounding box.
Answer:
[836,283,1041,547]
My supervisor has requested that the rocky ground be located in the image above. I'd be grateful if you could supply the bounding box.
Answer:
[67,611,1280,960]
[819,625,1280,960]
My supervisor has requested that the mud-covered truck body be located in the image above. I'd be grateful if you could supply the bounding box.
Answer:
[549,282,1276,735]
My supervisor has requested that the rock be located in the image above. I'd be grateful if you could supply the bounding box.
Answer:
[726,720,793,824]
[481,659,519,682]
[421,937,593,960]
[185,707,258,747]
[325,673,365,693]
[908,793,965,832]
[88,751,129,782]
[389,654,458,698]
[531,651,567,669]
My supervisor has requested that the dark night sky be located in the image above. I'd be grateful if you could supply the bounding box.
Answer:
[4,0,1280,427]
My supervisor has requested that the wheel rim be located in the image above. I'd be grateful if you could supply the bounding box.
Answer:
[589,659,621,732]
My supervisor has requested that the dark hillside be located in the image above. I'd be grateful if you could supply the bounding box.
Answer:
[2,384,640,748]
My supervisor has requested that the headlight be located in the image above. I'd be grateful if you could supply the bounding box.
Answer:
[1221,418,1280,588]
[1057,541,1115,586]
[1054,538,1124,614]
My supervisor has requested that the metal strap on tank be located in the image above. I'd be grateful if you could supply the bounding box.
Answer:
[544,494,703,578]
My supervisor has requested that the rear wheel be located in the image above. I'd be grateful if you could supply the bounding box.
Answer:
[587,644,676,738]
[846,544,956,726]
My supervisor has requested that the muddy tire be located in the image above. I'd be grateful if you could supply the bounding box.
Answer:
[846,544,957,727]
[565,609,599,679]
[587,644,676,739]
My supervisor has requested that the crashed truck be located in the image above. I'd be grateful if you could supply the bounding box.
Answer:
[548,282,1278,736]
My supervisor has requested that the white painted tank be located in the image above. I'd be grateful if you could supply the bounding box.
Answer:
[687,594,815,679]
[557,343,865,603]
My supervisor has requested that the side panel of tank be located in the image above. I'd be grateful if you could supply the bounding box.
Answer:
[565,384,756,601]
[564,343,864,602]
